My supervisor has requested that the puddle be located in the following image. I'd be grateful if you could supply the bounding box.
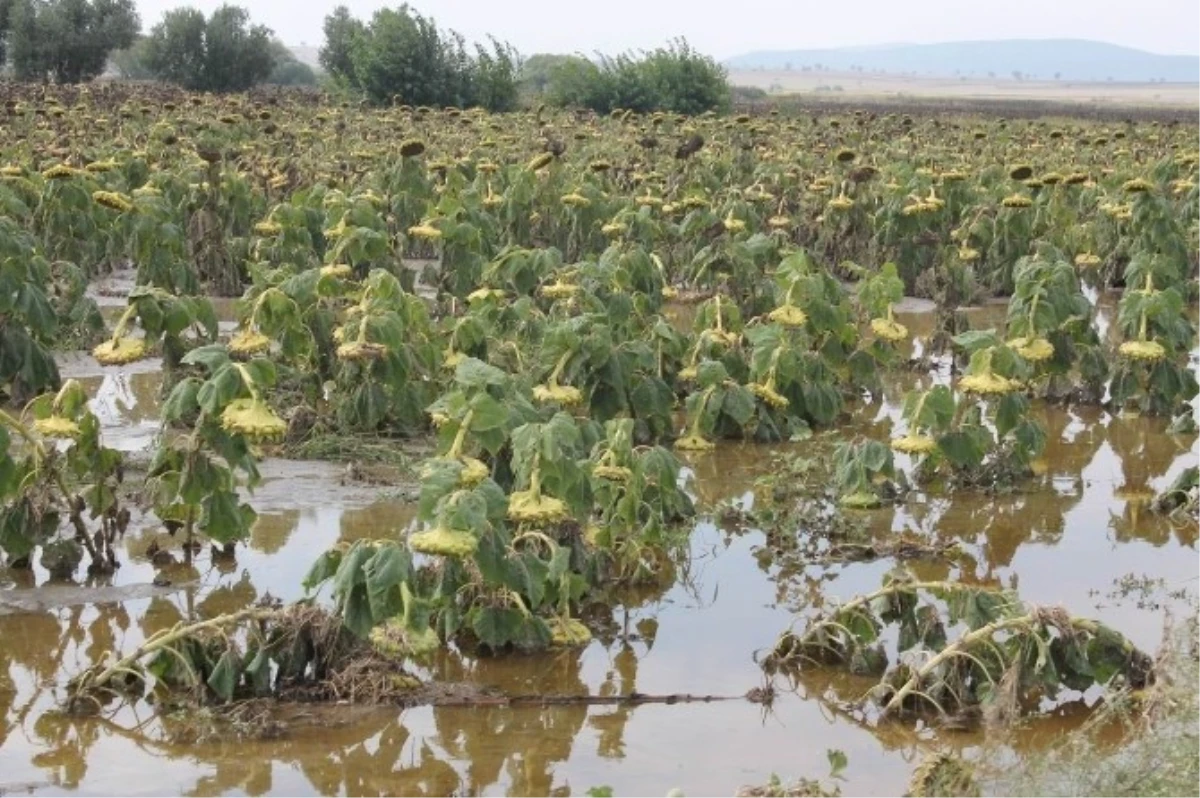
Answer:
[2,294,1197,795]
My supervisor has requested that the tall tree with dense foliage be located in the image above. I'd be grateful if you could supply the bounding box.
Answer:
[142,4,275,92]
[4,0,139,83]
[320,3,520,110]
[318,4,363,87]
[0,0,11,67]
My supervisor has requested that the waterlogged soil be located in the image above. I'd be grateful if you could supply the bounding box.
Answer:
[1,305,1197,796]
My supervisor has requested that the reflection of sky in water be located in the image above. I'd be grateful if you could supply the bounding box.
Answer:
[1,319,1195,794]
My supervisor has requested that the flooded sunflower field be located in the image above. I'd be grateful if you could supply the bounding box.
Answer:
[1,84,1198,796]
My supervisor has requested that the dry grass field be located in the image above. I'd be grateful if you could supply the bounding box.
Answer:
[730,69,1199,109]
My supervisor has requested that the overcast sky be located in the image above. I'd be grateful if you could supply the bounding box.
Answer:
[132,1,1200,58]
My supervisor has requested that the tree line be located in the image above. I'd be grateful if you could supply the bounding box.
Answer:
[0,1,730,113]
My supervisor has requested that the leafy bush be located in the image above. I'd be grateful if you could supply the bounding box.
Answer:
[544,38,730,115]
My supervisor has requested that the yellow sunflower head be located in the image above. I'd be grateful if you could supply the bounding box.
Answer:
[593,464,634,483]
[229,330,270,357]
[336,341,389,362]
[539,280,579,300]
[507,490,570,525]
[532,383,584,407]
[548,617,592,647]
[409,525,478,558]
[93,337,148,366]
[748,382,789,409]
[1118,339,1166,362]
[891,434,937,455]
[675,434,715,452]
[320,263,353,279]
[220,398,286,441]
[408,222,442,241]
[767,304,807,328]
[92,191,133,213]
[1122,177,1153,194]
[959,371,1020,396]
[1009,336,1054,363]
[871,317,909,343]
[35,416,81,440]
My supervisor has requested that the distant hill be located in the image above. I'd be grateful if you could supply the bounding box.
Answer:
[725,40,1200,83]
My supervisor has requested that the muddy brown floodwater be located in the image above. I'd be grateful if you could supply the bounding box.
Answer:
[0,299,1197,796]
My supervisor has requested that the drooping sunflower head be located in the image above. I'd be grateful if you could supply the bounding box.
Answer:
[1122,177,1153,194]
[1008,336,1054,363]
[675,434,715,452]
[871,317,909,343]
[408,222,442,241]
[320,263,354,279]
[1118,339,1166,362]
[1009,164,1033,181]
[767,304,807,328]
[93,337,148,366]
[220,398,286,441]
[336,341,389,362]
[748,382,789,409]
[507,490,570,525]
[890,434,937,455]
[229,330,271,358]
[42,164,79,180]
[527,152,554,172]
[467,287,506,303]
[959,371,1020,396]
[93,191,134,213]
[1001,193,1033,208]
[539,280,579,300]
[548,617,592,647]
[399,139,426,158]
[409,525,478,558]
[593,464,634,483]
[561,191,591,208]
[532,383,584,407]
[34,416,82,440]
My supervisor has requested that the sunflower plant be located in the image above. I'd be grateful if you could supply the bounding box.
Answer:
[1004,249,1108,400]
[0,380,128,575]
[0,218,65,401]
[147,345,281,552]
[1109,260,1198,415]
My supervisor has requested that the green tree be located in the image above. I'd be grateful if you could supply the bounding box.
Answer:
[322,3,519,111]
[266,39,317,86]
[143,4,275,92]
[318,4,363,86]
[518,52,574,97]
[5,0,138,83]
[0,0,12,66]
